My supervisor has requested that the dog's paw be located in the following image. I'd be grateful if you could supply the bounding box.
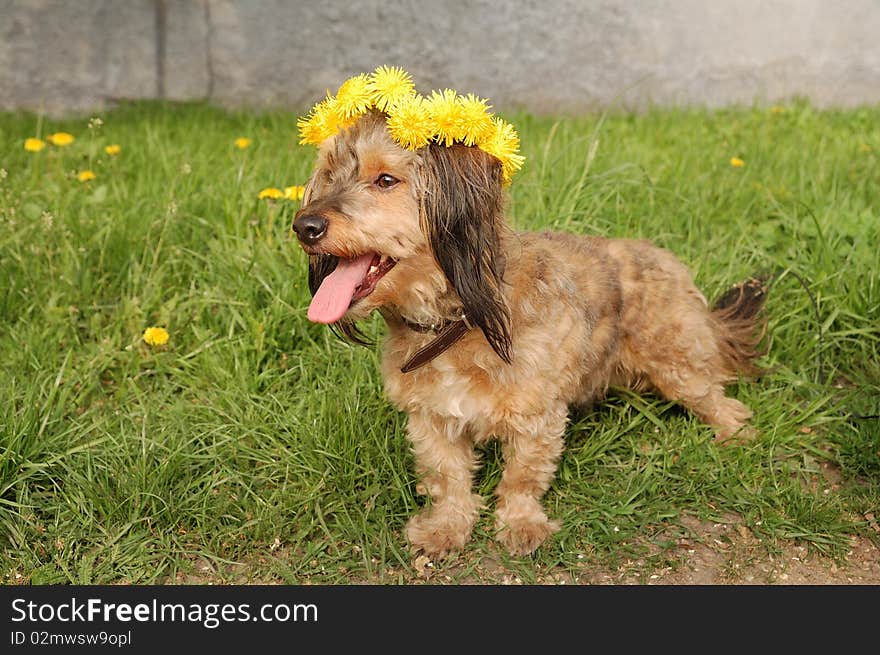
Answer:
[714,423,757,444]
[406,510,473,560]
[495,511,560,556]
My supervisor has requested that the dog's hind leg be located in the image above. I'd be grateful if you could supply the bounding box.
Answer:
[626,319,755,441]
[642,277,766,442]
[405,412,483,559]
[622,320,755,441]
[645,368,754,442]
[494,404,567,556]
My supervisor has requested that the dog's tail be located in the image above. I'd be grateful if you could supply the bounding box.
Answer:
[710,276,769,378]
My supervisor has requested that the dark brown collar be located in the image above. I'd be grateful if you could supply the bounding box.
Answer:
[400,313,472,373]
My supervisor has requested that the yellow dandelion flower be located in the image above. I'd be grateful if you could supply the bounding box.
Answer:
[24,137,46,152]
[234,137,252,150]
[104,144,121,156]
[47,132,75,146]
[299,68,525,184]
[258,187,284,200]
[479,118,524,184]
[386,94,434,150]
[143,326,170,346]
[859,143,872,153]
[456,93,494,147]
[368,65,416,112]
[730,157,745,168]
[298,95,354,145]
[284,185,306,201]
[297,105,327,146]
[334,74,373,121]
[77,170,96,182]
[770,105,786,114]
[425,89,466,147]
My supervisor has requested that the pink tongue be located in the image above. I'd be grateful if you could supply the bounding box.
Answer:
[307,253,374,324]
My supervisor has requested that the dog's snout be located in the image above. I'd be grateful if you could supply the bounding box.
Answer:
[293,213,328,245]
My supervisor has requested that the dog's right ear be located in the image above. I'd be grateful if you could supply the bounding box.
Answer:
[417,144,512,363]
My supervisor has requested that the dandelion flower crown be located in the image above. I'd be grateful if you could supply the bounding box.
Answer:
[297,66,525,184]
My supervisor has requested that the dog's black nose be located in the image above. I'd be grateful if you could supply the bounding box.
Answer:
[293,214,328,245]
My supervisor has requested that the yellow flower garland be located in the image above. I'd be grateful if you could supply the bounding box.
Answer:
[298,66,524,184]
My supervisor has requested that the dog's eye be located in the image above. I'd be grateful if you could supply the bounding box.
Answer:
[374,173,399,189]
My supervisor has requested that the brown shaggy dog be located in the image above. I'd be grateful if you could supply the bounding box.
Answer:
[293,110,766,558]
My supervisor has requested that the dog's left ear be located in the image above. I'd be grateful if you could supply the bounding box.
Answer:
[418,143,512,363]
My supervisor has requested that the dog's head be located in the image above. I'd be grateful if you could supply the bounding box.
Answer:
[293,110,511,362]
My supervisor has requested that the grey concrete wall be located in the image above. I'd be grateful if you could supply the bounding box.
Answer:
[2,0,879,115]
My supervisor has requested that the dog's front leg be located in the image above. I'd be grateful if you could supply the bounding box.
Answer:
[494,405,567,556]
[405,411,482,559]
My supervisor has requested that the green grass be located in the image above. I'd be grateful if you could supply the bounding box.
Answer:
[1,100,878,584]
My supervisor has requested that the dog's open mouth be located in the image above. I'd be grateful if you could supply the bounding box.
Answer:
[307,253,396,324]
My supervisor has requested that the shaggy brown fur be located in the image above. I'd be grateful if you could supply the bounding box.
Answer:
[292,111,766,558]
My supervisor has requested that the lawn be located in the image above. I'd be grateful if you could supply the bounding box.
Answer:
[1,101,878,584]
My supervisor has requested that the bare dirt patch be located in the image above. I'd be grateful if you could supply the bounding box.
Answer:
[627,515,880,585]
[164,514,880,586]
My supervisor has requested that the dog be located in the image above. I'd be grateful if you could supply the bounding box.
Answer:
[292,109,766,558]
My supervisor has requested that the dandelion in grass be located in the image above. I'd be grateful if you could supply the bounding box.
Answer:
[859,143,872,153]
[105,144,121,156]
[77,170,96,182]
[730,157,745,168]
[284,185,306,201]
[24,137,46,152]
[770,105,786,114]
[258,187,284,200]
[234,137,252,150]
[143,326,170,346]
[47,132,75,146]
